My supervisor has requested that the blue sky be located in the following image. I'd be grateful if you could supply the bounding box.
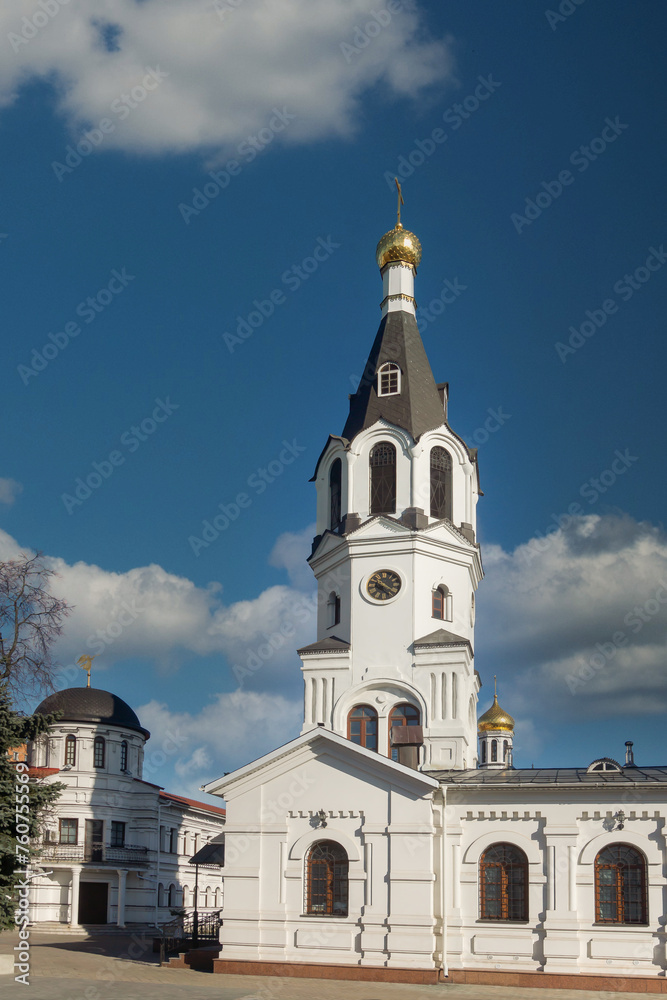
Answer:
[2,0,667,792]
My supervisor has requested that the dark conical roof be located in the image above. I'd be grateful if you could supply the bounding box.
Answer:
[342,310,444,443]
[34,687,150,739]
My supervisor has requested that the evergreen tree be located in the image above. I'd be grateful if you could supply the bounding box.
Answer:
[0,692,64,929]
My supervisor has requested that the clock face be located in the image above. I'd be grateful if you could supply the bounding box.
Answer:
[366,569,401,602]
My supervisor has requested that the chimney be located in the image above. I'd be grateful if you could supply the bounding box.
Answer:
[625,741,635,766]
[390,725,423,770]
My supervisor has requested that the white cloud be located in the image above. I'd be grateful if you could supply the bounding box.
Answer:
[138,689,303,795]
[0,0,455,157]
[268,522,316,590]
[0,478,23,505]
[477,514,667,721]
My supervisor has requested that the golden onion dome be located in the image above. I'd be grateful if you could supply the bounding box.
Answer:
[375,223,422,271]
[478,694,515,733]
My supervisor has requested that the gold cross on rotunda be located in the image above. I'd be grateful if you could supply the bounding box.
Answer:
[77,654,96,687]
[394,177,404,227]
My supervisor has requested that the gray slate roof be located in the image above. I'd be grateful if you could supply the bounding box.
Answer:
[297,636,351,655]
[433,766,667,786]
[342,310,445,443]
[414,628,471,648]
[189,841,225,866]
[34,687,150,739]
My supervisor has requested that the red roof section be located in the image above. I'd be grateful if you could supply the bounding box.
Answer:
[159,790,226,817]
[28,767,60,778]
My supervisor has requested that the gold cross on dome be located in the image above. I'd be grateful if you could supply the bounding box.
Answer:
[394,177,404,227]
[77,654,96,688]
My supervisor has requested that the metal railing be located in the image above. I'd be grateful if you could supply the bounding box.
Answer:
[40,843,149,865]
[159,908,222,961]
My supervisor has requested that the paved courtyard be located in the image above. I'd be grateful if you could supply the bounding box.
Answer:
[0,929,655,1000]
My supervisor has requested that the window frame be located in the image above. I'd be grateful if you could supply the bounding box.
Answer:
[388,702,421,760]
[110,821,125,847]
[377,362,400,397]
[59,818,78,845]
[369,441,397,515]
[479,843,528,922]
[595,844,648,925]
[119,740,128,771]
[430,446,453,521]
[347,704,379,753]
[329,458,342,530]
[93,736,105,769]
[305,840,349,917]
[64,735,76,767]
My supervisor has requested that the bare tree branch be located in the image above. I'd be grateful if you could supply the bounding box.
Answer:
[0,552,72,704]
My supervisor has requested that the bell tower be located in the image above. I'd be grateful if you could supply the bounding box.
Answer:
[298,189,483,771]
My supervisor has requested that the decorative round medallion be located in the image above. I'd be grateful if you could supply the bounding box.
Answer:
[366,569,402,602]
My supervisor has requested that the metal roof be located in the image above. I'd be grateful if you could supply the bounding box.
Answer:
[433,766,667,786]
[34,687,150,739]
[188,840,225,867]
[342,310,445,443]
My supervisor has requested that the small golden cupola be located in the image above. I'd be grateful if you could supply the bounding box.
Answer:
[375,178,422,319]
[478,677,515,769]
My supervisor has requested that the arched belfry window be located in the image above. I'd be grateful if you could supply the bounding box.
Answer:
[305,841,349,916]
[595,845,647,924]
[348,705,378,752]
[369,442,396,515]
[388,702,420,760]
[480,843,528,921]
[329,458,342,530]
[327,591,341,628]
[430,447,452,520]
[64,735,76,767]
[377,362,400,396]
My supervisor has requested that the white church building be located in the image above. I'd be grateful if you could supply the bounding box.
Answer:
[26,686,225,929]
[203,212,667,989]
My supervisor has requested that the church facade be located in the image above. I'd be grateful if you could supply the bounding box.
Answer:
[204,214,667,987]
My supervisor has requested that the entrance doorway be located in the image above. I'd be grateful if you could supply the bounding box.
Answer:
[78,882,108,924]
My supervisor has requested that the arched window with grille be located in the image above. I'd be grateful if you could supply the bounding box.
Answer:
[369,442,396,514]
[305,841,349,916]
[329,458,342,530]
[377,362,400,396]
[388,702,421,760]
[347,705,378,752]
[481,741,487,764]
[120,740,128,771]
[480,843,528,921]
[491,739,498,763]
[64,735,76,767]
[93,736,105,768]
[430,447,452,520]
[595,845,647,924]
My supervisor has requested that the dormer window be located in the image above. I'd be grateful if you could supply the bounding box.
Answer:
[377,362,400,396]
[587,758,623,772]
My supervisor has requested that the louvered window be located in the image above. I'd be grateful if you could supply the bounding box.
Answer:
[329,459,342,529]
[430,447,452,520]
[369,442,396,514]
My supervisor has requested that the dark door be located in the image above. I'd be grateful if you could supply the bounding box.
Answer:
[78,882,108,924]
[85,820,104,861]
